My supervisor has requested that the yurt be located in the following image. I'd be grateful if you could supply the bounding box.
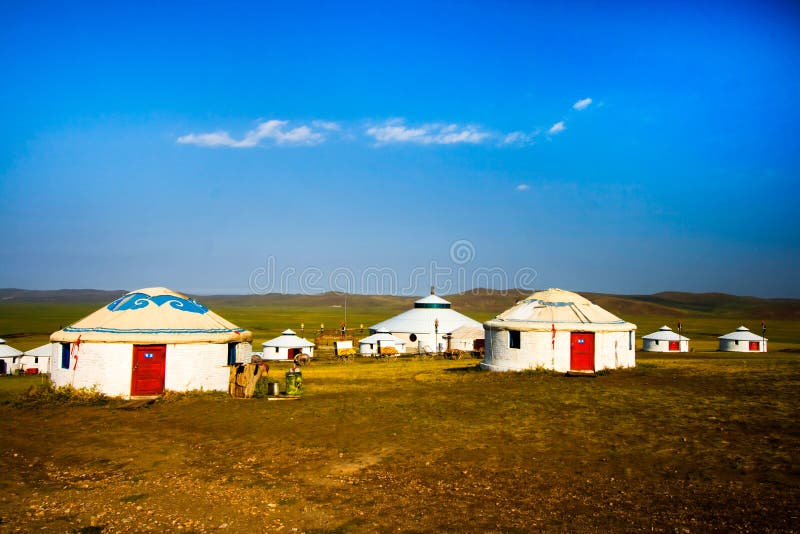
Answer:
[261,329,315,361]
[369,290,482,353]
[642,326,689,352]
[448,324,485,352]
[719,326,767,352]
[20,344,52,373]
[49,287,252,398]
[0,339,23,375]
[481,288,637,373]
[359,329,406,355]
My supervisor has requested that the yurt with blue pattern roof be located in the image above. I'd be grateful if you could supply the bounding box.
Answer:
[49,287,252,398]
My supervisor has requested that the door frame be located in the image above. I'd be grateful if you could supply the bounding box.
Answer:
[131,344,167,396]
[569,332,595,372]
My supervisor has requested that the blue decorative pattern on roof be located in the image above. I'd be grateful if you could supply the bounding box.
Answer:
[106,293,209,314]
[63,326,238,334]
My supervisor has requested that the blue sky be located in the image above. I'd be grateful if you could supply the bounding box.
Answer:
[1,0,798,297]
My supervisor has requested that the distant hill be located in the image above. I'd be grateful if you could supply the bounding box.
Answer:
[1,287,798,320]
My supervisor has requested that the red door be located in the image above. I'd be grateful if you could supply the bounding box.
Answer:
[749,341,760,351]
[288,348,298,360]
[131,345,166,396]
[668,340,680,351]
[570,332,594,371]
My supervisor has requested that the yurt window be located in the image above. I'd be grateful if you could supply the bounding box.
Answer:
[60,343,70,369]
[509,330,521,349]
[655,340,660,345]
[275,347,279,353]
[227,343,237,365]
[34,357,38,364]
[410,334,417,342]
[629,331,633,350]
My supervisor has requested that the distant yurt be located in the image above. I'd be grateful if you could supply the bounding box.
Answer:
[49,288,253,398]
[448,324,485,352]
[642,326,689,352]
[359,329,406,355]
[21,344,52,373]
[719,326,767,352]
[481,288,637,373]
[262,329,315,361]
[370,289,482,353]
[0,339,23,375]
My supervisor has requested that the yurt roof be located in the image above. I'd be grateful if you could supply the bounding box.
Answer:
[50,287,253,344]
[262,330,315,349]
[0,342,23,357]
[370,299,481,334]
[24,344,53,357]
[359,331,406,345]
[450,324,485,340]
[484,288,636,333]
[642,326,689,341]
[719,326,767,341]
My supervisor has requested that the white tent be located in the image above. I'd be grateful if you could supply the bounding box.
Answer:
[20,344,53,373]
[481,288,637,373]
[369,292,482,353]
[49,287,253,398]
[448,324,485,352]
[0,339,23,375]
[642,326,689,352]
[261,329,315,361]
[359,329,406,355]
[719,326,767,352]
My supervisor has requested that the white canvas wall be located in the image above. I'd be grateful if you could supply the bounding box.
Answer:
[719,339,767,352]
[642,339,689,352]
[262,346,314,361]
[359,340,406,355]
[482,328,635,372]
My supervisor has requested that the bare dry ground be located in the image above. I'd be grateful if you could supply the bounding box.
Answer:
[1,352,798,533]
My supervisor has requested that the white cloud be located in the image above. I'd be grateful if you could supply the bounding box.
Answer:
[548,121,566,135]
[366,119,491,145]
[516,184,530,191]
[177,119,326,148]
[502,131,537,146]
[312,120,341,131]
[572,98,592,111]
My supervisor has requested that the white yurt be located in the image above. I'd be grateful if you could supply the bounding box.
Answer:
[49,287,253,398]
[369,290,482,353]
[448,324,485,352]
[642,326,689,352]
[261,329,315,361]
[20,344,53,373]
[359,329,406,355]
[481,288,637,373]
[719,326,767,352]
[0,339,23,375]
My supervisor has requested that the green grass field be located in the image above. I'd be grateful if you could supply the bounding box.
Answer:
[0,353,798,531]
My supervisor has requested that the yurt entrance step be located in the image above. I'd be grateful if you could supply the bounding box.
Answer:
[566,370,596,377]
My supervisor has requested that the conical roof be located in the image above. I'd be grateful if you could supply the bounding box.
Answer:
[719,326,767,341]
[370,293,481,334]
[262,329,315,349]
[50,287,252,344]
[24,344,53,357]
[642,325,689,341]
[485,288,636,332]
[0,339,22,357]
[359,331,405,345]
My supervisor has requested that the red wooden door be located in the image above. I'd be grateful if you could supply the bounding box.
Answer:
[288,348,298,360]
[131,345,166,396]
[668,340,680,351]
[749,341,760,351]
[570,332,594,371]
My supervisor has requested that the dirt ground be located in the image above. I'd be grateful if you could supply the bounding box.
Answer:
[1,354,798,532]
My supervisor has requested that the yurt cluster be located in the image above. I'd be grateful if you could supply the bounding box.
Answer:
[0,286,770,398]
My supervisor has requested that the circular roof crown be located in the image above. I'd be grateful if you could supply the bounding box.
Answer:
[414,295,451,309]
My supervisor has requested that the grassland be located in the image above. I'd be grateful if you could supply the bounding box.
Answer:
[1,353,799,532]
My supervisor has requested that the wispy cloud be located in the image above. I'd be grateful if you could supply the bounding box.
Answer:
[548,121,566,135]
[177,119,328,148]
[516,184,530,191]
[502,130,538,147]
[312,120,341,131]
[366,119,491,145]
[572,97,592,111]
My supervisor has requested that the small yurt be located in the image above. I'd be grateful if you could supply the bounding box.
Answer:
[369,289,482,353]
[719,326,767,352]
[262,329,315,361]
[49,287,252,398]
[481,288,637,373]
[642,326,689,352]
[20,344,52,373]
[0,339,23,375]
[448,324,485,352]
[359,329,406,355]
